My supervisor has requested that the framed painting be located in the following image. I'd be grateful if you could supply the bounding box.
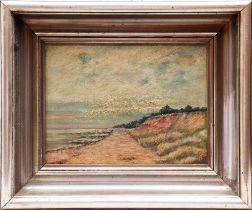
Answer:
[45,44,209,165]
[0,0,251,209]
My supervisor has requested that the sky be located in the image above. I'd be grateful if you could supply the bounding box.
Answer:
[45,44,207,128]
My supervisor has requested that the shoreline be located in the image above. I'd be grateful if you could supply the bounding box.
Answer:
[46,136,104,153]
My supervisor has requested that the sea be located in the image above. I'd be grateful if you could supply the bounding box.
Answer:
[46,128,113,152]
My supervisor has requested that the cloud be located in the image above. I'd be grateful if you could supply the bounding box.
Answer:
[168,69,189,90]
[155,60,171,75]
[79,53,91,64]
[138,78,149,86]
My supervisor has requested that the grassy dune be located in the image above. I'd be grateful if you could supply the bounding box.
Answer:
[127,112,208,164]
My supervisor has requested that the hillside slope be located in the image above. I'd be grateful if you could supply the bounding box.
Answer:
[127,111,208,164]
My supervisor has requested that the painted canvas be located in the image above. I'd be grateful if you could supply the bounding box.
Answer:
[45,44,208,164]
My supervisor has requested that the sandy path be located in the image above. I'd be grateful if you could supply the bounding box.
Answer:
[45,128,160,164]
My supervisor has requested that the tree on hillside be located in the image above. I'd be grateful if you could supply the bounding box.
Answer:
[184,105,193,112]
[113,104,207,129]
[159,105,173,114]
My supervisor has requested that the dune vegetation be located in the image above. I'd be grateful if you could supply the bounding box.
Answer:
[118,105,208,164]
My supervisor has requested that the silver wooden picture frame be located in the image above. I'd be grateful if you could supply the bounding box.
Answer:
[0,0,251,209]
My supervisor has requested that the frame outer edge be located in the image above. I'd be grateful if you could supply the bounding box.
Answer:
[240,2,252,208]
[1,0,250,13]
[0,3,2,207]
[0,2,15,209]
[0,1,251,209]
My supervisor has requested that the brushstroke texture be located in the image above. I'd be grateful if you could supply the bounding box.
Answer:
[46,45,207,129]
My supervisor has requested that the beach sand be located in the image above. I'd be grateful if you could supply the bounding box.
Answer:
[45,128,160,164]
